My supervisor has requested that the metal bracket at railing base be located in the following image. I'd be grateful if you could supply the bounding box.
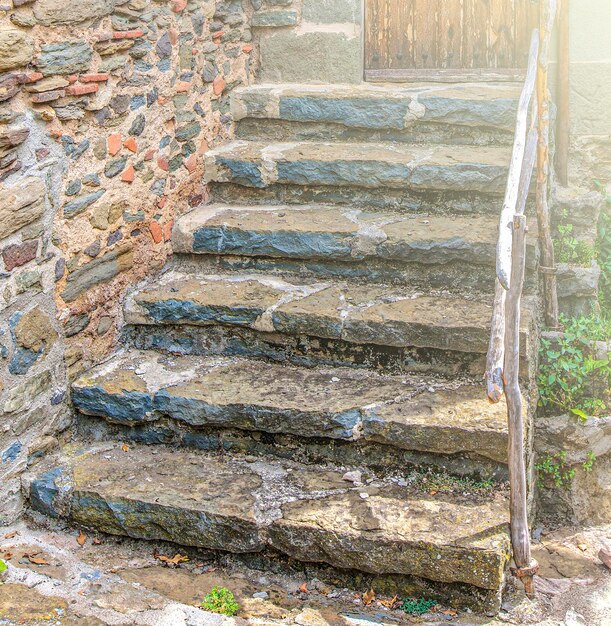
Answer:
[511,559,540,579]
[538,265,557,275]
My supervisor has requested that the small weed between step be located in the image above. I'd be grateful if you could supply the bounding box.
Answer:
[201,586,239,616]
[404,468,497,495]
[400,597,437,616]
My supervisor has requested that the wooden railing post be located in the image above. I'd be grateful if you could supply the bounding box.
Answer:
[537,0,560,329]
[504,215,538,597]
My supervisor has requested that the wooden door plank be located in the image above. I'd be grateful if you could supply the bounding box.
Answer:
[412,0,438,69]
[514,0,540,68]
[490,0,516,67]
[365,0,383,70]
[387,0,413,70]
[463,0,491,69]
[437,0,463,69]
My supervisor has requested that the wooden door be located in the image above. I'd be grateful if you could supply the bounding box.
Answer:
[365,0,540,82]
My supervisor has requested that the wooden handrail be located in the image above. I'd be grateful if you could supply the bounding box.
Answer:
[486,0,560,598]
[486,31,539,404]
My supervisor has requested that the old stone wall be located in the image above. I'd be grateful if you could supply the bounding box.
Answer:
[0,0,256,522]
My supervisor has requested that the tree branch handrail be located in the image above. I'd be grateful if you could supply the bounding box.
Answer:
[486,30,539,404]
[485,0,560,598]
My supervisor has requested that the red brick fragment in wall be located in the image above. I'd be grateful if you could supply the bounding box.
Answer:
[242,44,253,53]
[121,164,135,183]
[184,153,197,173]
[66,83,98,96]
[171,0,187,12]
[113,30,144,40]
[144,148,155,161]
[212,75,225,95]
[2,240,38,272]
[108,134,122,156]
[176,81,190,93]
[80,73,110,83]
[25,72,43,83]
[149,221,163,243]
[157,156,169,171]
[123,137,137,153]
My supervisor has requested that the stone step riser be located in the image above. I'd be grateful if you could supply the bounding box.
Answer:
[78,413,510,480]
[171,253,540,295]
[210,182,522,216]
[232,85,520,140]
[126,323,532,380]
[71,351,511,475]
[204,141,511,197]
[235,118,514,147]
[27,444,511,611]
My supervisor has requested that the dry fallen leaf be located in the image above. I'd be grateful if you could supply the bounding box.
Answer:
[577,543,588,552]
[363,589,376,605]
[93,538,102,545]
[77,531,86,546]
[155,552,189,565]
[379,595,398,608]
[442,609,458,616]
[121,443,129,452]
[3,531,17,539]
[299,582,308,594]
[27,555,48,565]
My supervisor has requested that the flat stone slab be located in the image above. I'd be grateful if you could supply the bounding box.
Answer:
[28,443,510,590]
[173,204,537,269]
[232,83,520,131]
[124,271,530,354]
[71,350,509,463]
[204,140,511,193]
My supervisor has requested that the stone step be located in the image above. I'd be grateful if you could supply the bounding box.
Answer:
[124,271,534,377]
[204,140,512,198]
[232,83,519,144]
[71,350,509,470]
[172,204,538,292]
[27,443,510,611]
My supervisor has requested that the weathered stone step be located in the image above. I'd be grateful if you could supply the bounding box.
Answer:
[71,350,509,467]
[125,271,531,359]
[204,140,511,196]
[232,83,519,144]
[27,443,510,611]
[172,204,538,291]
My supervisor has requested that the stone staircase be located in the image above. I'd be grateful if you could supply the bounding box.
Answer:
[26,83,542,613]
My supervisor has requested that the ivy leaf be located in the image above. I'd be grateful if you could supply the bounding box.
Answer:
[570,408,588,422]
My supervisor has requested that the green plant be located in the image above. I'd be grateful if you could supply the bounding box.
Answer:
[201,587,239,616]
[583,450,597,472]
[554,222,596,265]
[536,451,598,488]
[400,598,436,616]
[0,559,6,574]
[538,314,610,418]
[535,452,576,488]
